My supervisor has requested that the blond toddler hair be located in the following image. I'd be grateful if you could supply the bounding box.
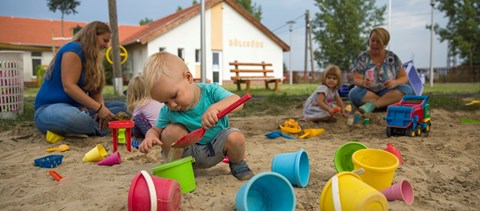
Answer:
[126,75,151,113]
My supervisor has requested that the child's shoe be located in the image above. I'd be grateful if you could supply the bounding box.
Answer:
[359,102,375,114]
[229,160,254,180]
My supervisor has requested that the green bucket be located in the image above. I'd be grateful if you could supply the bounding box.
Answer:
[334,141,368,172]
[152,156,196,193]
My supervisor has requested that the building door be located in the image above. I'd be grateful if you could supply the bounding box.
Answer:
[212,51,222,84]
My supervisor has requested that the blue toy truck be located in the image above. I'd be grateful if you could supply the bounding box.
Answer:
[384,95,431,137]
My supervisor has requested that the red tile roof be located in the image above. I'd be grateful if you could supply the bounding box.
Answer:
[0,16,143,48]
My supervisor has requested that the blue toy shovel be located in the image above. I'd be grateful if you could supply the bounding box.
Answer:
[265,131,294,139]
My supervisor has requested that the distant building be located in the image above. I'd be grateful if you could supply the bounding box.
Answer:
[0,0,289,87]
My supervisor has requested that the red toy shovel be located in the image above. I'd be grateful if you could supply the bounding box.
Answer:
[171,94,252,148]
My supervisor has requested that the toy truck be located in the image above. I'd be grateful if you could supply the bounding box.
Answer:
[384,95,431,137]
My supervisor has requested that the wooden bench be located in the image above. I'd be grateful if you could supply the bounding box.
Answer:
[230,61,281,92]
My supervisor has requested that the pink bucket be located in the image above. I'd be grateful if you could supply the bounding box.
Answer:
[128,170,181,211]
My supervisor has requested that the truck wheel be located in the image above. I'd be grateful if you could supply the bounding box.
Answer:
[423,122,431,137]
[405,128,414,137]
[416,125,422,136]
[386,127,392,137]
[425,122,431,133]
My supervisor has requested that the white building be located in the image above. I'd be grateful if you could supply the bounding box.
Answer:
[121,0,289,85]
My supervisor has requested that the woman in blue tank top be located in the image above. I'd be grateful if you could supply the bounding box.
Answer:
[34,21,127,136]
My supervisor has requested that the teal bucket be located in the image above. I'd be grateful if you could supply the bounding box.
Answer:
[236,172,295,211]
[271,148,310,188]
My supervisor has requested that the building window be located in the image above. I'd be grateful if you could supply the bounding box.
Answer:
[159,47,166,52]
[31,52,42,77]
[72,25,82,35]
[212,52,220,83]
[212,52,219,69]
[177,48,185,60]
[195,49,200,63]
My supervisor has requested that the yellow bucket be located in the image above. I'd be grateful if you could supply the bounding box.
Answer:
[320,172,388,211]
[352,149,399,191]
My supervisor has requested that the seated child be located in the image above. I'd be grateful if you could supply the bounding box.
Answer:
[303,65,347,123]
[127,75,164,138]
[138,52,254,180]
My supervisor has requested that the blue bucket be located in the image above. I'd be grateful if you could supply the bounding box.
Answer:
[235,172,295,211]
[271,148,310,188]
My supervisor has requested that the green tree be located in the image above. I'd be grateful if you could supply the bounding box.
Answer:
[311,0,385,71]
[47,0,80,38]
[434,0,480,67]
[139,17,153,26]
[236,0,262,21]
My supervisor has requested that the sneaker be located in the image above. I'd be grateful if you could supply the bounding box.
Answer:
[359,102,375,114]
[229,160,254,180]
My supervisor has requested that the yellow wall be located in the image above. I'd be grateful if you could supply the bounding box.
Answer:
[195,64,201,78]
[211,3,223,50]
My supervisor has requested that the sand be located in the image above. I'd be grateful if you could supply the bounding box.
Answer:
[1,106,479,210]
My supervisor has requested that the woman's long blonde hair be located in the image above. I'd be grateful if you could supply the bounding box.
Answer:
[127,75,151,113]
[46,21,110,93]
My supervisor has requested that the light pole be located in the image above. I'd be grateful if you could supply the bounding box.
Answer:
[429,0,436,87]
[201,0,206,83]
[388,0,391,50]
[287,20,295,85]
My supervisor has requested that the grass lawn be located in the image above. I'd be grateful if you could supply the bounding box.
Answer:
[1,82,479,131]
[225,82,480,116]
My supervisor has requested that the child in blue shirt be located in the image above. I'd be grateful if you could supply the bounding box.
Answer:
[139,52,254,180]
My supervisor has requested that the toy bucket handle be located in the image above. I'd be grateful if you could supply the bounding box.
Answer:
[140,170,157,211]
[332,175,342,211]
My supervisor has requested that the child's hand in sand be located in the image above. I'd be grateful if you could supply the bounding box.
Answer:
[139,136,162,154]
